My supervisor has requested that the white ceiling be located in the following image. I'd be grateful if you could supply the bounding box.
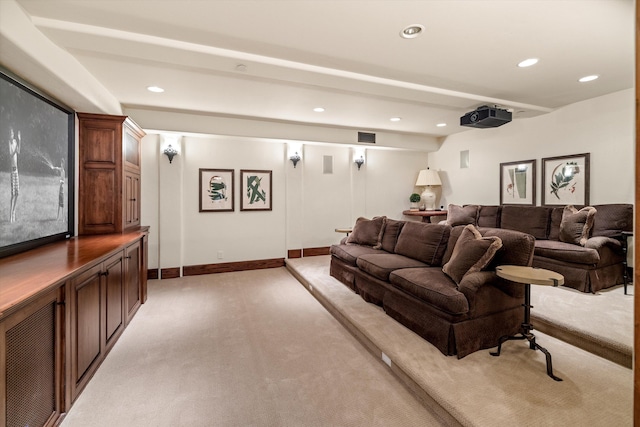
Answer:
[8,0,636,138]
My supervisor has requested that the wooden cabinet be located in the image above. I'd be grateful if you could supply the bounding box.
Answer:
[0,231,148,425]
[1,288,65,427]
[77,113,145,235]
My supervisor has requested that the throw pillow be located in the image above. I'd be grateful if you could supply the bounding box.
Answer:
[559,205,597,246]
[345,216,386,248]
[442,224,503,285]
[446,204,479,226]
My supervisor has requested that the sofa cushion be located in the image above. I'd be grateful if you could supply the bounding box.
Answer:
[534,240,600,265]
[591,204,633,237]
[380,218,406,253]
[394,222,451,266]
[445,204,478,226]
[389,268,469,315]
[345,216,386,248]
[442,225,503,284]
[548,207,564,241]
[330,244,386,267]
[356,253,428,281]
[559,205,596,246]
[500,205,551,240]
[477,205,501,228]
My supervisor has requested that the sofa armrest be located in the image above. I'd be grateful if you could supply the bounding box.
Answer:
[459,271,525,301]
[584,236,622,252]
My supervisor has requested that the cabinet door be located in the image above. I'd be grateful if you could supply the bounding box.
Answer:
[1,288,64,427]
[104,253,124,349]
[124,172,141,229]
[125,240,142,324]
[70,264,102,400]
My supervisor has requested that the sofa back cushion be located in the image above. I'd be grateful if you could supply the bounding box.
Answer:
[380,218,406,253]
[477,205,502,228]
[445,204,478,226]
[547,207,564,241]
[591,204,633,237]
[394,222,451,266]
[442,225,503,284]
[345,216,386,248]
[500,205,551,240]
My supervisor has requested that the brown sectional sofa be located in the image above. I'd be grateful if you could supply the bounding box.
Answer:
[447,204,632,293]
[330,218,535,358]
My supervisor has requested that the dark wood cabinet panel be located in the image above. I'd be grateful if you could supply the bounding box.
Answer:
[73,266,102,385]
[125,241,142,324]
[78,113,145,235]
[105,254,124,346]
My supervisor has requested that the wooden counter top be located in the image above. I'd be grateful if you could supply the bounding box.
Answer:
[0,228,148,319]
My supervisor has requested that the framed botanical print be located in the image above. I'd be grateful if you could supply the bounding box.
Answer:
[240,169,272,211]
[542,153,590,206]
[500,159,536,205]
[199,168,234,212]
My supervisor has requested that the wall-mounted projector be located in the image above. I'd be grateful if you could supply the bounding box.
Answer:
[460,105,512,128]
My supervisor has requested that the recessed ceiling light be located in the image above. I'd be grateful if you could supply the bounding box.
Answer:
[578,75,599,83]
[400,24,425,39]
[313,107,325,112]
[436,123,447,127]
[517,58,539,68]
[390,117,401,122]
[147,86,164,93]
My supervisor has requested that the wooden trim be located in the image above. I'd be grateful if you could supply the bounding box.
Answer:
[634,3,639,423]
[183,258,285,276]
[160,268,180,279]
[287,249,302,259]
[147,269,159,280]
[303,247,331,257]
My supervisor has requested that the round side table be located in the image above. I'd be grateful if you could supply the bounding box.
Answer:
[492,265,564,381]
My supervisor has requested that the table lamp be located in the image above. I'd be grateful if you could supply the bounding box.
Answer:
[415,168,442,210]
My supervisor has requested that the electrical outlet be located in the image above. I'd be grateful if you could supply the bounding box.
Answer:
[217,251,223,259]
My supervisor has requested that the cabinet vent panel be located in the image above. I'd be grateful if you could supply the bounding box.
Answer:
[6,302,56,427]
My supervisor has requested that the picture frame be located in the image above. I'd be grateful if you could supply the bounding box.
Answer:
[542,153,590,206]
[199,168,234,212]
[499,159,536,205]
[0,67,75,258]
[240,169,272,211]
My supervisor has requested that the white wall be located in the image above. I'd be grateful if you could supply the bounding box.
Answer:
[141,132,429,272]
[429,89,635,206]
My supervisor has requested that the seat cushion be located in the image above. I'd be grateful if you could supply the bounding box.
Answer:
[356,253,428,281]
[442,225,503,284]
[330,244,386,266]
[345,216,386,248]
[394,222,451,265]
[559,205,596,246]
[534,240,600,265]
[389,268,469,315]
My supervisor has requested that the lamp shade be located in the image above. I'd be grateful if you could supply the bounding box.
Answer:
[415,168,441,186]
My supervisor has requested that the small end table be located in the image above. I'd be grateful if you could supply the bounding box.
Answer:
[492,265,564,381]
[335,228,352,236]
[402,209,448,223]
[618,231,633,295]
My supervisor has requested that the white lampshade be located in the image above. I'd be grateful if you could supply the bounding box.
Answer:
[415,168,442,186]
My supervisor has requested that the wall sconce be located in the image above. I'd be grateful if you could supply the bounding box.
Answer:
[354,156,365,170]
[290,152,301,168]
[163,144,178,164]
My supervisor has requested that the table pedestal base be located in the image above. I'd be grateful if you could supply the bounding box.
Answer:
[490,282,562,381]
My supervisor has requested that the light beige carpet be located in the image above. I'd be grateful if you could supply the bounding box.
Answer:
[530,282,633,367]
[61,268,443,427]
[286,256,633,427]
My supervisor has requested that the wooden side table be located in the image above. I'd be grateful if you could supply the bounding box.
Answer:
[492,265,564,381]
[402,210,448,223]
[335,228,352,236]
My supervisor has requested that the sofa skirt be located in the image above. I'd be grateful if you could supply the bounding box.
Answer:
[533,256,623,293]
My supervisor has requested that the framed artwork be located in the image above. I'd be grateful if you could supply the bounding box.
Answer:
[500,159,536,205]
[0,67,75,258]
[542,153,590,206]
[199,168,234,212]
[240,169,272,211]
